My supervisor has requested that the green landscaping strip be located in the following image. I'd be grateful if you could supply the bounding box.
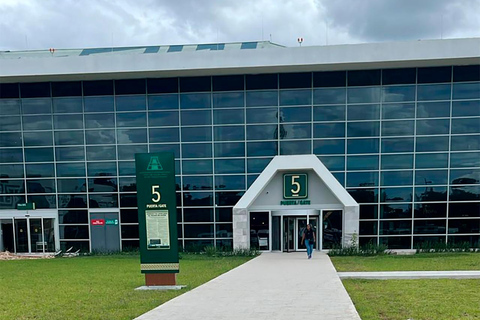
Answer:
[343,279,480,320]
[331,253,480,272]
[0,254,252,320]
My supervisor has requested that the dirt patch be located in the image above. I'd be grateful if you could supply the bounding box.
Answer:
[0,251,55,260]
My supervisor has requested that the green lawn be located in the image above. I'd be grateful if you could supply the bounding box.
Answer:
[343,279,480,320]
[331,253,480,272]
[0,254,252,320]
[330,253,480,320]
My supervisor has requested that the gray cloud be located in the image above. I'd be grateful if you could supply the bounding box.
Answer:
[0,0,478,51]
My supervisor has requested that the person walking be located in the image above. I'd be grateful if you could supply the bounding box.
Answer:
[301,224,316,259]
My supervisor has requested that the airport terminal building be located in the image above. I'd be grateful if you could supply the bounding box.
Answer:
[0,38,479,253]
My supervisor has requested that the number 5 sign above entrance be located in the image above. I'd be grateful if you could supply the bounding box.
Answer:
[283,173,308,199]
[152,185,161,202]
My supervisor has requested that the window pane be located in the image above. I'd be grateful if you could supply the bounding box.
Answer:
[279,72,311,89]
[313,140,344,155]
[416,102,450,118]
[87,162,117,177]
[416,136,449,152]
[149,128,179,143]
[56,163,86,177]
[313,105,345,121]
[119,177,136,192]
[53,114,83,130]
[246,74,277,90]
[347,87,380,103]
[347,172,378,187]
[0,148,23,163]
[27,179,55,193]
[348,70,381,86]
[246,91,278,107]
[0,100,21,115]
[182,159,212,174]
[347,122,379,137]
[280,140,311,155]
[247,141,277,157]
[23,131,53,147]
[246,107,277,124]
[247,158,272,173]
[214,142,245,157]
[57,179,87,193]
[382,85,415,102]
[148,94,179,110]
[282,124,311,139]
[26,163,54,178]
[184,224,214,237]
[183,208,214,222]
[381,171,413,186]
[452,118,480,134]
[347,138,379,154]
[452,101,480,117]
[149,111,179,126]
[180,93,211,109]
[213,109,244,125]
[380,204,412,219]
[415,186,447,201]
[214,126,244,141]
[149,144,180,157]
[115,96,146,111]
[0,132,22,147]
[86,129,115,145]
[213,92,244,108]
[381,121,414,136]
[415,153,448,169]
[182,143,212,158]
[0,180,24,194]
[381,187,412,202]
[23,115,52,130]
[417,84,451,101]
[449,203,480,218]
[118,161,135,176]
[0,164,24,178]
[416,119,450,135]
[89,194,118,208]
[183,192,213,206]
[414,203,447,218]
[453,82,480,99]
[215,159,245,174]
[86,146,116,161]
[313,88,346,104]
[415,170,448,185]
[347,155,378,170]
[215,175,245,190]
[85,113,115,129]
[118,144,147,160]
[450,169,480,185]
[380,222,412,235]
[280,106,311,122]
[55,147,85,161]
[84,96,114,112]
[279,90,311,106]
[54,131,84,146]
[451,135,480,151]
[313,123,345,138]
[116,112,147,127]
[25,148,54,162]
[117,129,147,144]
[347,104,380,120]
[88,178,117,192]
[382,103,415,119]
[58,210,88,223]
[22,99,52,114]
[180,76,210,93]
[318,156,345,171]
[183,127,212,142]
[181,110,211,125]
[0,116,21,132]
[381,138,414,153]
[347,188,378,203]
[381,154,413,169]
[450,152,480,168]
[183,176,213,190]
[448,219,480,234]
[53,98,82,113]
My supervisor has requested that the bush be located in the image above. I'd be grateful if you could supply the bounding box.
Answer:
[327,236,389,256]
[415,241,478,253]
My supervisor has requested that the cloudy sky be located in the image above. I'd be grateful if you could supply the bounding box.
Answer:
[0,0,479,51]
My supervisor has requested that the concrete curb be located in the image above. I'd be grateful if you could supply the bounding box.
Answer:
[338,271,480,280]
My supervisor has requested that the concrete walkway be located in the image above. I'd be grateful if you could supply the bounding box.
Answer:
[135,252,361,320]
[338,270,480,280]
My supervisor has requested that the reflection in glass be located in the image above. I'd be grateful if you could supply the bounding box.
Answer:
[347,188,378,203]
[318,156,345,171]
[119,177,136,192]
[416,136,449,152]
[86,129,115,145]
[85,113,115,129]
[347,172,378,187]
[246,107,278,124]
[414,186,447,201]
[214,142,245,157]
[215,159,245,174]
[149,111,179,126]
[116,112,147,127]
[416,102,450,118]
[417,84,451,101]
[56,163,86,177]
[313,88,346,104]
[182,127,212,142]
[381,187,412,202]
[0,133,22,147]
[279,106,311,122]
[247,141,277,157]
[380,204,412,219]
[381,121,414,136]
[148,94,179,110]
[380,221,412,235]
[279,90,311,106]
[314,123,345,138]
[86,146,116,161]
[347,122,379,137]
[89,194,118,208]
[381,154,413,169]
[26,164,54,178]
[347,104,380,120]
[27,179,55,193]
[0,180,24,194]
[452,101,480,117]
[54,131,84,145]
[382,85,415,102]
[183,192,213,206]
[314,105,345,121]
[181,110,211,125]
[182,159,212,174]
[247,158,272,173]
[450,169,480,185]
[451,135,480,151]
[0,164,24,178]
[115,95,146,111]
[381,138,414,153]
[54,114,83,129]
[215,175,245,190]
[25,148,54,162]
[183,208,214,222]
[22,99,52,114]
[313,140,345,154]
[118,144,147,160]
[53,98,82,113]
[246,91,278,107]
[282,124,311,139]
[451,118,480,134]
[347,87,380,103]
[214,126,244,141]
[415,153,448,169]
[453,82,480,100]
[149,127,179,143]
[183,176,213,190]
[414,203,447,218]
[117,129,147,144]
[84,96,114,112]
[450,186,480,201]
[382,103,415,119]
[381,171,413,186]
[57,179,87,193]
[347,138,378,154]
[0,116,21,131]
[180,93,211,109]
[23,115,52,130]
[55,147,85,161]
[213,92,244,108]
[280,140,311,155]
[0,148,23,163]
[182,143,212,158]
[415,170,448,185]
[347,155,379,170]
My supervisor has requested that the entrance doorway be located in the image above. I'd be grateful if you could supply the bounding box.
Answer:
[0,218,55,253]
[282,216,318,252]
[321,210,343,249]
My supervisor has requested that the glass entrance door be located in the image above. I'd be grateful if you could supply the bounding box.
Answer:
[12,217,56,253]
[283,217,295,252]
[322,210,343,249]
[297,217,318,251]
[14,219,29,253]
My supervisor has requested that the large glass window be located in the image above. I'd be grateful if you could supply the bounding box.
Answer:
[26,163,54,178]
[313,140,344,155]
[85,113,114,129]
[452,118,480,134]
[149,128,179,143]
[86,130,116,145]
[115,96,146,111]
[22,99,52,114]
[347,104,380,120]
[280,140,311,155]
[181,110,211,126]
[148,94,179,110]
[415,153,448,169]
[416,136,449,152]
[417,84,451,101]
[314,123,345,138]
[381,171,413,186]
[382,103,415,119]
[451,135,480,151]
[279,90,311,106]
[25,148,54,162]
[313,88,346,105]
[53,98,82,113]
[382,121,414,136]
[347,138,379,154]
[382,85,415,102]
[54,131,84,146]
[55,147,85,161]
[84,96,114,112]
[381,138,414,153]
[117,129,147,144]
[0,116,21,132]
[23,115,52,130]
[247,141,277,157]
[246,91,278,107]
[182,127,212,142]
[180,93,211,109]
[453,82,480,100]
[182,143,212,158]
[347,87,380,103]
[347,155,379,170]
[347,122,379,137]
[116,112,147,127]
[54,114,83,130]
[214,142,245,157]
[213,92,244,108]
[416,102,450,118]
[279,106,311,122]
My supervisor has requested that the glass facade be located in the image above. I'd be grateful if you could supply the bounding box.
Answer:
[1,65,479,250]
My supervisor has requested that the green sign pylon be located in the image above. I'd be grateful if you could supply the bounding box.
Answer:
[147,156,163,171]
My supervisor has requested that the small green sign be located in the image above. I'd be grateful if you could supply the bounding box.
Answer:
[105,219,118,225]
[136,152,178,274]
[283,173,308,199]
[17,203,35,210]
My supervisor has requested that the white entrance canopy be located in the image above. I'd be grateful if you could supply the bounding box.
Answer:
[233,155,359,250]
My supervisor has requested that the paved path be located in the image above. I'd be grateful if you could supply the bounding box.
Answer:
[135,252,361,320]
[338,270,480,280]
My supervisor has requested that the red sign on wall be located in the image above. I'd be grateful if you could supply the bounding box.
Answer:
[91,219,105,226]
